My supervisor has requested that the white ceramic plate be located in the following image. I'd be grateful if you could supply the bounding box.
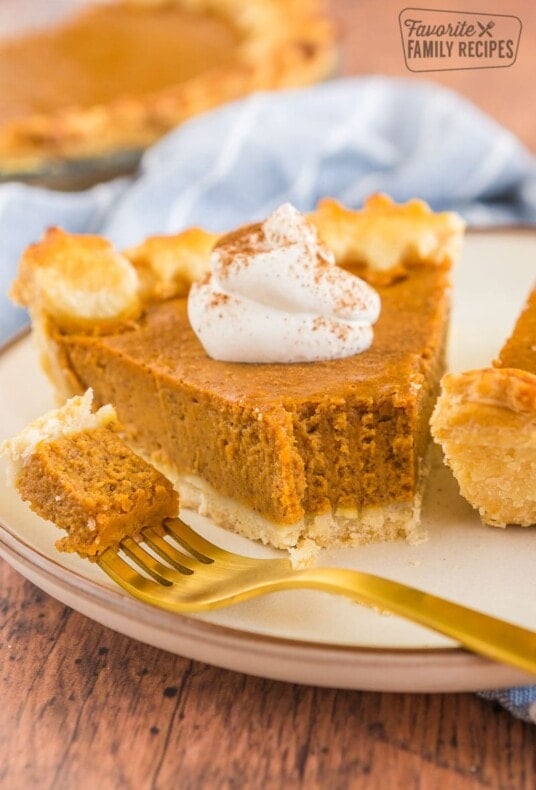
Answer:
[1,230,535,692]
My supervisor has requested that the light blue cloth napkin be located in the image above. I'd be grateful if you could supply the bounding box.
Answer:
[0,76,535,718]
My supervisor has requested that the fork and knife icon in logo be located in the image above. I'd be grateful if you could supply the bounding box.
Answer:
[477,20,495,37]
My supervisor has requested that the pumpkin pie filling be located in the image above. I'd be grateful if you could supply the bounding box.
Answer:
[496,286,536,372]
[0,4,240,125]
[11,195,464,553]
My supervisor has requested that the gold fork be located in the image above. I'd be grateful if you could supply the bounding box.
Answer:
[97,517,536,676]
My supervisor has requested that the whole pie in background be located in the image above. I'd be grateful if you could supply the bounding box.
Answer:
[0,0,335,186]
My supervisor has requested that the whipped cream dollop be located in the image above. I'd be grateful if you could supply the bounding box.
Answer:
[187,204,381,363]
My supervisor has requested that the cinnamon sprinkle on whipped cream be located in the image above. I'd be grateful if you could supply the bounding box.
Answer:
[187,203,381,363]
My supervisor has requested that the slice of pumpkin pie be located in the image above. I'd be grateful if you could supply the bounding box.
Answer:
[0,389,178,556]
[10,195,464,554]
[431,285,536,527]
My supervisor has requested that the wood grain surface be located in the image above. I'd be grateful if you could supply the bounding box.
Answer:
[2,2,536,787]
[2,563,536,789]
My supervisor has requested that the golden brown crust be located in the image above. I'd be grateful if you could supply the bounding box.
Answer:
[431,367,536,527]
[12,227,143,332]
[432,367,536,436]
[12,196,464,332]
[310,194,465,285]
[122,193,464,295]
[124,227,220,301]
[11,194,464,406]
[0,0,335,176]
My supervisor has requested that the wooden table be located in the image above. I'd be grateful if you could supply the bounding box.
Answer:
[2,563,536,788]
[2,2,536,786]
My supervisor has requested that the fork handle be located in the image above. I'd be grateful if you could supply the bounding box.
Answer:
[286,567,536,676]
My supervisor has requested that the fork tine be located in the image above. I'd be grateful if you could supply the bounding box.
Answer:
[142,528,198,573]
[120,537,185,584]
[98,549,181,599]
[98,548,160,589]
[164,518,222,563]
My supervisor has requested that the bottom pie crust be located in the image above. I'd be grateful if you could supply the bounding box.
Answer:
[150,461,428,567]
